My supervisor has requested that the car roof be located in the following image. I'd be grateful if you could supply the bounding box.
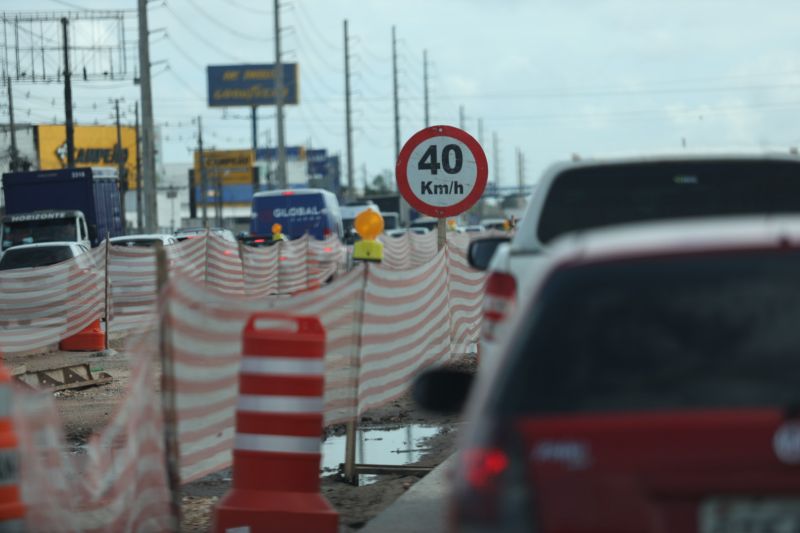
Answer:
[2,241,82,251]
[252,188,331,198]
[110,234,173,241]
[546,215,800,270]
[510,152,800,252]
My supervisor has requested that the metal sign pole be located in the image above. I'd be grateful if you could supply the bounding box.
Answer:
[104,232,110,350]
[343,262,368,485]
[437,218,446,251]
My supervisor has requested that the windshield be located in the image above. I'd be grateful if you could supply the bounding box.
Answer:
[112,238,162,247]
[383,215,399,230]
[0,246,76,270]
[537,161,800,244]
[2,218,77,249]
[499,250,800,414]
[410,219,439,230]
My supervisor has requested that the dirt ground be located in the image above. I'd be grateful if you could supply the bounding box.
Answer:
[3,338,476,532]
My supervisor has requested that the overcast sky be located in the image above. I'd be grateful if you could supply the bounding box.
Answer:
[6,0,800,191]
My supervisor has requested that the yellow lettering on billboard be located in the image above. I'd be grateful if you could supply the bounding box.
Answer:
[244,69,273,80]
[223,70,240,81]
[193,149,254,186]
[37,124,139,190]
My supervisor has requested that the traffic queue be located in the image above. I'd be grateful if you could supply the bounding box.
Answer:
[415,153,800,532]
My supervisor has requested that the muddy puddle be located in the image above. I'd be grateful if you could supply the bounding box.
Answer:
[321,424,442,484]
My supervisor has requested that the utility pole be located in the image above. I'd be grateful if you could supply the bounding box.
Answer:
[492,131,500,195]
[198,116,208,227]
[273,0,287,188]
[138,0,157,232]
[516,148,523,194]
[392,26,410,224]
[459,105,465,130]
[251,105,259,191]
[392,26,400,163]
[264,128,272,188]
[135,101,143,230]
[6,76,19,171]
[61,17,74,167]
[423,49,429,128]
[478,118,484,147]
[344,19,354,201]
[115,99,126,222]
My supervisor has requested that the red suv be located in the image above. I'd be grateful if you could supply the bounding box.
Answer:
[419,216,800,533]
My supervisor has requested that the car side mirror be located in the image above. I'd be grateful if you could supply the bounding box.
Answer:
[467,236,510,271]
[412,367,474,414]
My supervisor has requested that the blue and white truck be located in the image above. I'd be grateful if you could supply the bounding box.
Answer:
[250,188,343,240]
[1,167,124,252]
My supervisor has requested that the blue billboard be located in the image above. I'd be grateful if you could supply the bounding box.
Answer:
[255,146,306,161]
[207,64,299,107]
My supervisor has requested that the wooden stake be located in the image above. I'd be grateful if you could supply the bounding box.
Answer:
[156,243,181,528]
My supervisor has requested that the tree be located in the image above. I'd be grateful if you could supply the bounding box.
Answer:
[365,169,393,195]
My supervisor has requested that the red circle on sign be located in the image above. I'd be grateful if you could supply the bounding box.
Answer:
[395,125,488,218]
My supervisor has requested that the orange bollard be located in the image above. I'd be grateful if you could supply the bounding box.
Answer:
[59,318,105,352]
[0,362,25,532]
[213,313,338,533]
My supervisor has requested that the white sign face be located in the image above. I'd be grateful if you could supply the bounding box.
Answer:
[396,125,488,218]
[405,137,477,207]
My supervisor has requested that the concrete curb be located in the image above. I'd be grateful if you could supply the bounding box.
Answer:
[361,454,454,533]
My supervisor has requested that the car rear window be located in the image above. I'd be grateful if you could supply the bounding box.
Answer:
[537,160,800,244]
[112,239,161,247]
[0,246,75,270]
[498,250,800,415]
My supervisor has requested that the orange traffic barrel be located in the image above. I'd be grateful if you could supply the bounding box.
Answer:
[60,319,105,352]
[0,363,25,532]
[213,312,338,533]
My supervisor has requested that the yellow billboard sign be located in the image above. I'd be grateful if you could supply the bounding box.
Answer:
[193,149,254,185]
[37,124,138,190]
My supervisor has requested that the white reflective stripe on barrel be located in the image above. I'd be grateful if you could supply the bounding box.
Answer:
[237,395,324,414]
[234,433,320,454]
[240,356,324,376]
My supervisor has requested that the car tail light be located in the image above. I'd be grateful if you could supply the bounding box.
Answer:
[223,249,234,256]
[281,190,295,196]
[452,428,535,532]
[279,256,288,262]
[323,246,333,253]
[482,272,516,341]
[463,448,509,490]
[323,228,332,236]
[253,238,265,244]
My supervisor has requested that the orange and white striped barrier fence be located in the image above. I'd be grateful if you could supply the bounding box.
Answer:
[213,312,338,533]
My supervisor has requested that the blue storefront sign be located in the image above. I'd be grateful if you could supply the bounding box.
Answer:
[207,64,299,107]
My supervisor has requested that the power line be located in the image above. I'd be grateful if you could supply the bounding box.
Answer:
[48,0,90,10]
[294,0,341,51]
[291,15,343,74]
[223,0,272,15]
[163,4,242,62]
[161,35,203,71]
[165,66,204,100]
[181,0,274,43]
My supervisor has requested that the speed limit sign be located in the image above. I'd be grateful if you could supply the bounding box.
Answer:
[396,125,488,218]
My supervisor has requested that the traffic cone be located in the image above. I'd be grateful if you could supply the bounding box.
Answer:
[213,313,338,533]
[60,319,105,352]
[0,362,25,532]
